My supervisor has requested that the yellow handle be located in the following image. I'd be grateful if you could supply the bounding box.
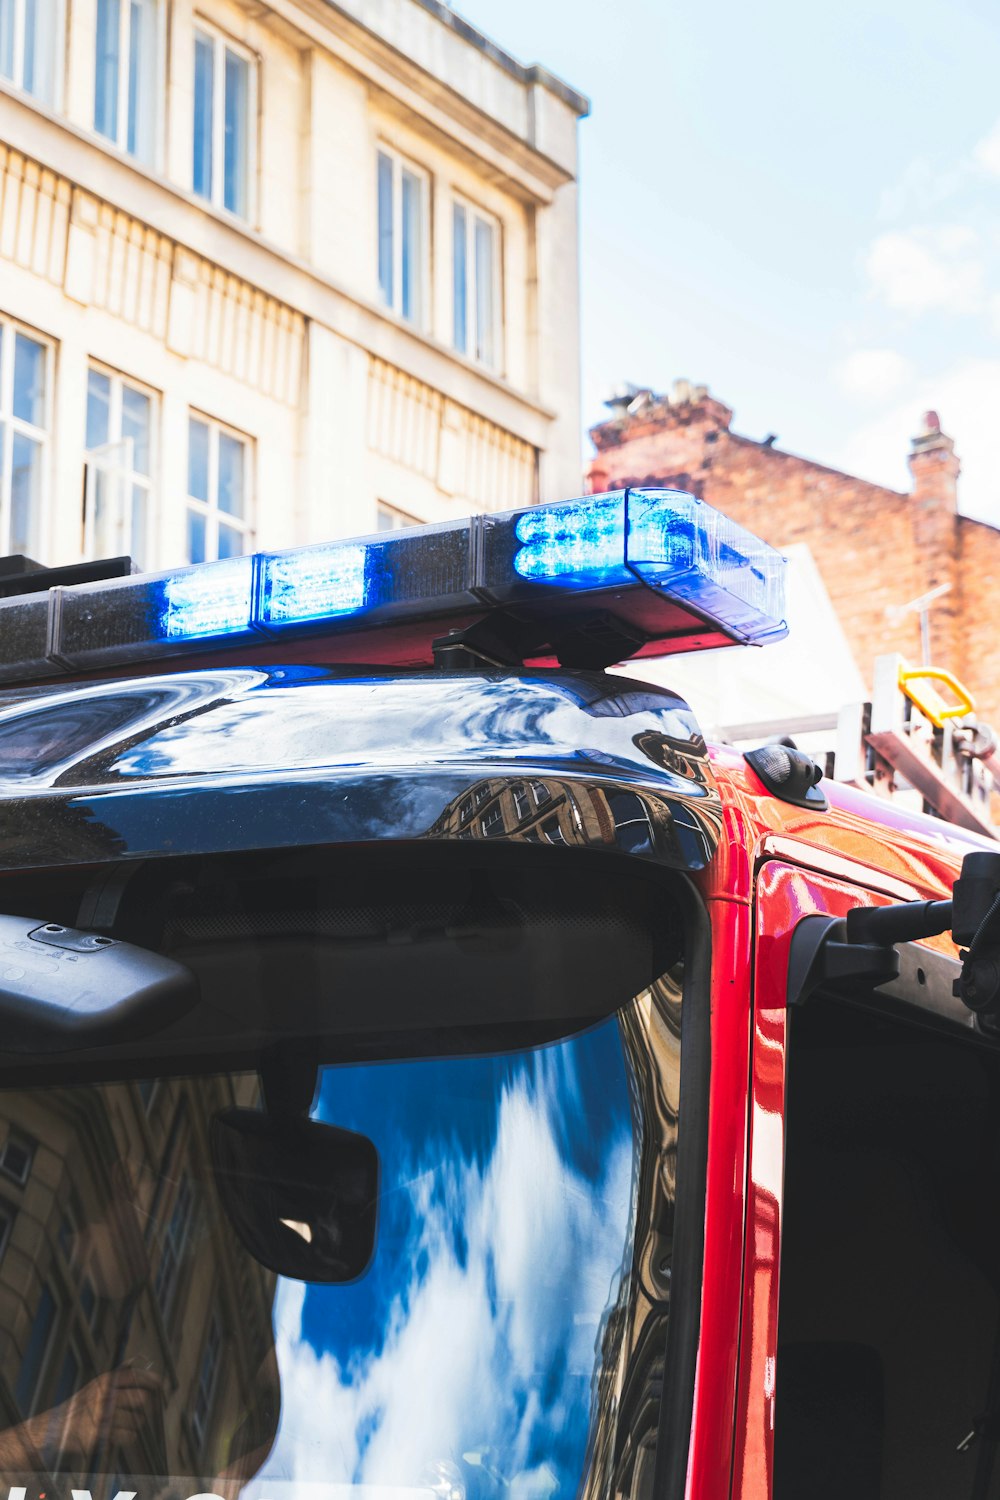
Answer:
[898,665,976,728]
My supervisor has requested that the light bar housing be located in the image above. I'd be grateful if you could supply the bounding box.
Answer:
[0,489,786,685]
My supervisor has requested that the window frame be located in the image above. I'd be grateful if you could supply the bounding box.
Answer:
[190,1309,223,1444]
[93,0,163,166]
[155,1170,195,1316]
[0,315,51,560]
[0,1195,15,1260]
[0,0,64,105]
[452,193,503,372]
[191,17,257,222]
[376,501,421,532]
[0,1129,36,1185]
[480,802,505,838]
[185,410,254,564]
[15,1281,60,1418]
[83,361,157,570]
[376,144,430,331]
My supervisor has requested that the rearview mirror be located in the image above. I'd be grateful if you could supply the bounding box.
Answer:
[210,1107,379,1282]
[0,915,198,1052]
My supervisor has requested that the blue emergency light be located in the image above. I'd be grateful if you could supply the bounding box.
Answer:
[0,489,786,683]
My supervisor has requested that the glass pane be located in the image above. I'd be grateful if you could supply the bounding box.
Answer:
[217,431,244,517]
[14,1283,56,1416]
[452,202,467,354]
[51,1344,79,1409]
[186,507,206,564]
[187,417,209,501]
[475,216,496,367]
[90,465,112,556]
[0,0,13,83]
[121,382,151,474]
[85,367,111,451]
[192,30,214,202]
[23,0,56,104]
[12,334,45,428]
[217,520,243,558]
[0,1028,637,1486]
[10,432,42,558]
[86,442,128,558]
[93,0,119,142]
[126,0,157,163]
[130,481,147,569]
[223,46,249,217]
[401,168,422,324]
[377,151,393,308]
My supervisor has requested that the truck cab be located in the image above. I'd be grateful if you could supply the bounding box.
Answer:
[0,489,995,1500]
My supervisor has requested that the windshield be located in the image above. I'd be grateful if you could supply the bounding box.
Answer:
[0,853,687,1499]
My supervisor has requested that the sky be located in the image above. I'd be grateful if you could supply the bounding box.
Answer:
[452,0,1000,525]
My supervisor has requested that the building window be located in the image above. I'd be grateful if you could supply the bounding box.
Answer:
[481,803,504,838]
[191,1314,222,1442]
[511,783,530,822]
[15,1283,58,1416]
[377,148,427,327]
[377,502,420,531]
[79,1274,98,1329]
[453,201,500,369]
[94,0,158,164]
[0,1131,35,1185]
[193,24,254,219]
[0,320,47,558]
[458,796,474,824]
[155,1173,194,1315]
[136,1077,159,1114]
[607,790,654,856]
[541,817,566,845]
[0,0,59,103]
[84,365,154,570]
[0,1198,15,1260]
[186,414,251,563]
[531,782,551,807]
[57,1208,78,1266]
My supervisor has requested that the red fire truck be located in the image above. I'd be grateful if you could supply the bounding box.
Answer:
[0,488,996,1500]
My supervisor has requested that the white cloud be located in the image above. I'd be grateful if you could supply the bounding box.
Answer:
[243,1054,635,1500]
[973,119,1000,177]
[834,348,914,403]
[878,155,967,221]
[837,356,1000,525]
[864,227,984,315]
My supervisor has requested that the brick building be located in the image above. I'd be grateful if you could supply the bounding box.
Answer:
[588,382,1000,732]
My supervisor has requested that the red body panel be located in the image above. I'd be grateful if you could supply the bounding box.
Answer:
[687,748,977,1500]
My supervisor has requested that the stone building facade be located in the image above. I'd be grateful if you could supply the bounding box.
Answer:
[588,383,1000,731]
[0,1073,277,1485]
[0,0,586,576]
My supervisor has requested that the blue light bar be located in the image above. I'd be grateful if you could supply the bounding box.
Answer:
[261,543,368,626]
[514,493,628,585]
[628,489,785,643]
[511,489,785,645]
[162,557,254,639]
[0,489,787,685]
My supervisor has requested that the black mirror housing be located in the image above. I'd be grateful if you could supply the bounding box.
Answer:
[211,1107,379,1283]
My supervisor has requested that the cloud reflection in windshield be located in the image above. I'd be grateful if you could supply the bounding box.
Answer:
[246,1020,635,1500]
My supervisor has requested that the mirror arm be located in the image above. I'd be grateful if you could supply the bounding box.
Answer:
[787,915,900,1009]
[822,853,1000,1030]
[261,1042,319,1121]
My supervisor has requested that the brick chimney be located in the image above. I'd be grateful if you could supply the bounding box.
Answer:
[587,381,733,494]
[908,410,960,513]
[908,410,961,666]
